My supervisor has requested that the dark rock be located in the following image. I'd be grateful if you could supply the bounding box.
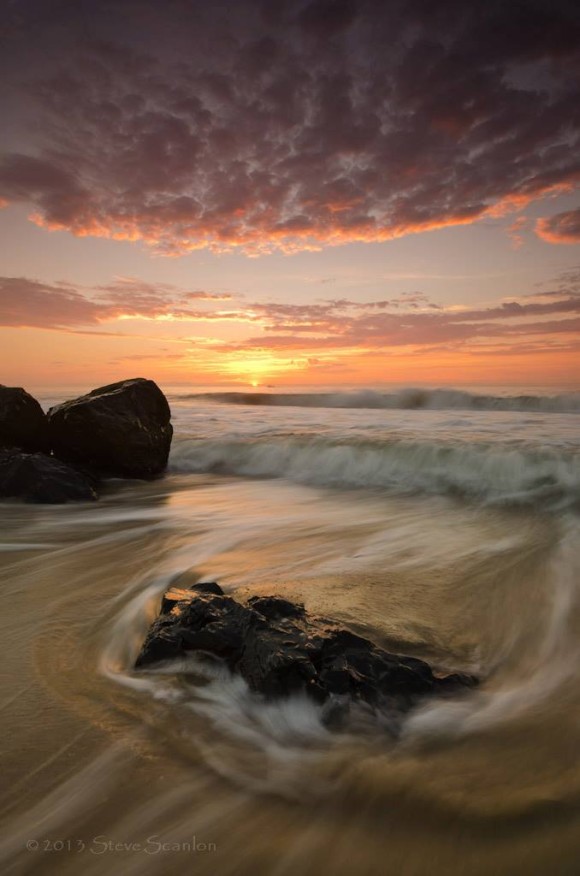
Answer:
[0,451,98,503]
[136,588,477,723]
[160,581,223,614]
[47,378,173,478]
[0,385,50,453]
[248,595,305,620]
[190,581,224,596]
[160,582,224,615]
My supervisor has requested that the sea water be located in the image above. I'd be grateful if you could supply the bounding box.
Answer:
[0,385,579,875]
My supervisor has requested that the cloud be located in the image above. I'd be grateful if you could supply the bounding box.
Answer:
[0,1,579,254]
[187,275,580,356]
[536,208,580,243]
[3,268,579,378]
[0,276,232,328]
[507,216,528,248]
[231,285,580,346]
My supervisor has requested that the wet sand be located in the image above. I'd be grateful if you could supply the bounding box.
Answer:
[1,474,579,875]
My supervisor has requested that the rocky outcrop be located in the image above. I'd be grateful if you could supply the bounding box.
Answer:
[0,385,50,453]
[0,451,98,503]
[136,583,477,724]
[47,378,173,478]
[0,378,173,503]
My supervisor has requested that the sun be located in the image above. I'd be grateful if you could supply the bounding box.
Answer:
[212,350,308,386]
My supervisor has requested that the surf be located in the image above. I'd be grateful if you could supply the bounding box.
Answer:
[170,434,580,512]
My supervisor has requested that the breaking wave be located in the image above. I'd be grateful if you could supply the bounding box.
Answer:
[172,388,580,414]
[170,435,580,512]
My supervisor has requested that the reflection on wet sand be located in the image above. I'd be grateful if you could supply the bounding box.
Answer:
[1,475,579,875]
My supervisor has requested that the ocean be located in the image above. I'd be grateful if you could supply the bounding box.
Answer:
[1,385,579,875]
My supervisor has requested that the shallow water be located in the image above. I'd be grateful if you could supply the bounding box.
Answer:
[1,394,579,875]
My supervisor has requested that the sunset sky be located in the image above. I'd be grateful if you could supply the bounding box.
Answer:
[1,0,579,390]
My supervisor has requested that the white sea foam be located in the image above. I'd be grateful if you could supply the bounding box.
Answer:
[174,387,580,414]
[170,435,580,510]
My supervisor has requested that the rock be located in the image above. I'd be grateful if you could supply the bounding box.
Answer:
[0,451,98,503]
[0,385,50,453]
[160,581,223,614]
[168,568,223,593]
[247,595,304,620]
[47,378,173,478]
[136,588,477,724]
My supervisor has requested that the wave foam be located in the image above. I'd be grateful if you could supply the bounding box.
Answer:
[170,436,580,511]
[173,388,580,414]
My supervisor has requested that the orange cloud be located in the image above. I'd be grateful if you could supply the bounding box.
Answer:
[1,270,579,388]
[1,2,579,256]
[0,276,233,329]
[536,208,580,244]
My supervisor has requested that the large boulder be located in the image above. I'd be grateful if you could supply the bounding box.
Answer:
[47,378,173,478]
[0,385,50,452]
[0,451,98,503]
[136,584,477,726]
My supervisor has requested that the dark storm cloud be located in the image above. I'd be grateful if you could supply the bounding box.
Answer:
[0,0,579,253]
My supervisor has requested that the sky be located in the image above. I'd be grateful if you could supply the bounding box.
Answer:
[0,0,579,391]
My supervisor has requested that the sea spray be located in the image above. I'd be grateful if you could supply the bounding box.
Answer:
[172,388,580,414]
[170,435,580,511]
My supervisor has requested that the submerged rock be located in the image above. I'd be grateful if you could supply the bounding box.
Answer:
[48,378,173,478]
[0,385,50,453]
[136,585,477,722]
[0,450,98,503]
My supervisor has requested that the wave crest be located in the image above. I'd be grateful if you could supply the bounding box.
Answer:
[171,388,580,413]
[170,436,580,512]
